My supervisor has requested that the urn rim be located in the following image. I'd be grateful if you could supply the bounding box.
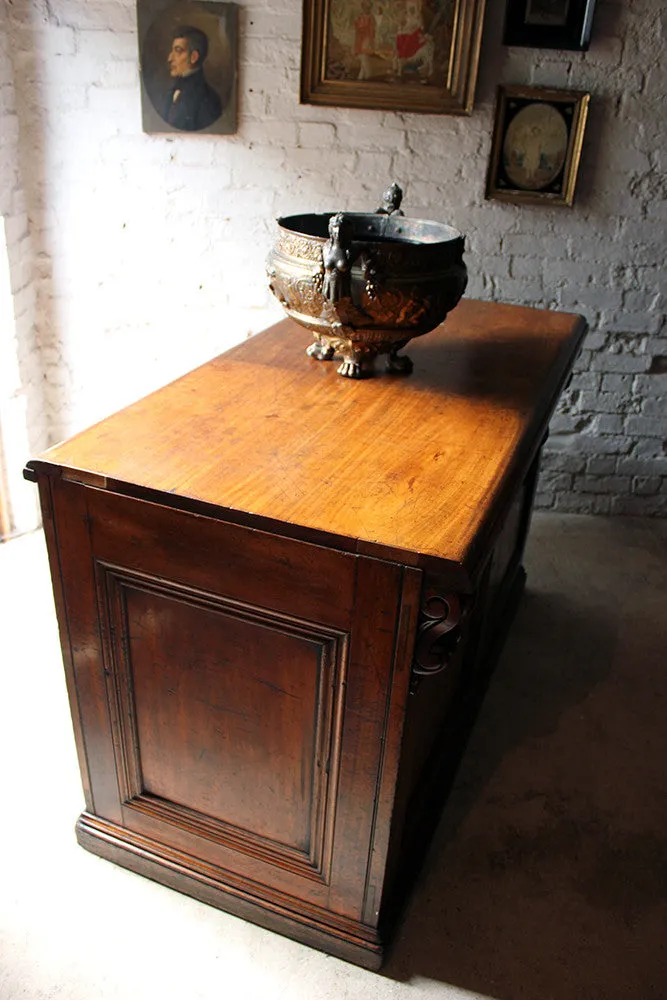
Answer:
[276,211,464,249]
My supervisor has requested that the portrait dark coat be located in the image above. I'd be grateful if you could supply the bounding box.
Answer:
[164,69,222,131]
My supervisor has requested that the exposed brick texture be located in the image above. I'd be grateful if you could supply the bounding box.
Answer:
[0,0,42,533]
[1,0,666,515]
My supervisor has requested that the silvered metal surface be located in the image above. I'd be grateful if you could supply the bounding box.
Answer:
[267,185,467,378]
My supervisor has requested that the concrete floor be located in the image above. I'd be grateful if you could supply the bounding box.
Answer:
[1,513,666,1000]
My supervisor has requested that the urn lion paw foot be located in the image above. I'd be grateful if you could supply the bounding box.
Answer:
[386,352,414,374]
[306,341,335,361]
[337,358,365,379]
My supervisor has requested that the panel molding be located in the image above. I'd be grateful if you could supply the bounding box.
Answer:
[95,560,348,884]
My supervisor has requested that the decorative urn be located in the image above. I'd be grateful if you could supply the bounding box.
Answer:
[267,184,468,378]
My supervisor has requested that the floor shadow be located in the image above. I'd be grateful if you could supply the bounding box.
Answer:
[381,545,667,999]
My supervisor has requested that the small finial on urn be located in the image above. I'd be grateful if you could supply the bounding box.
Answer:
[376,182,404,216]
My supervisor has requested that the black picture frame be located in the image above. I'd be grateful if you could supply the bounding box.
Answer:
[486,85,590,207]
[503,0,596,51]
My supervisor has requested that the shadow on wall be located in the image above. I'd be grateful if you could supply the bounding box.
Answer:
[475,0,626,213]
[383,514,667,999]
[475,0,509,107]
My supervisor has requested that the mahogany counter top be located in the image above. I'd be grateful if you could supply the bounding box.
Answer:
[26,299,586,584]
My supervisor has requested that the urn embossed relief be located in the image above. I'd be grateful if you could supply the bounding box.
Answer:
[267,184,468,378]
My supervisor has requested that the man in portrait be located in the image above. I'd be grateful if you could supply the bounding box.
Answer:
[164,25,222,131]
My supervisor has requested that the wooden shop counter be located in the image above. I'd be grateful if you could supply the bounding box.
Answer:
[25,299,586,968]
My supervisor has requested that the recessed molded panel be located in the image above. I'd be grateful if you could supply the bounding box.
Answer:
[97,563,347,882]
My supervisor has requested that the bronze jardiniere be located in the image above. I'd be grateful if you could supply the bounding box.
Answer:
[267,184,467,379]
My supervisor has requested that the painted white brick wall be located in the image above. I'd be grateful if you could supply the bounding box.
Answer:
[0,0,42,535]
[3,0,666,515]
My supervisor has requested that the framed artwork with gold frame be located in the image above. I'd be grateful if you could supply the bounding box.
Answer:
[486,85,590,207]
[300,0,488,116]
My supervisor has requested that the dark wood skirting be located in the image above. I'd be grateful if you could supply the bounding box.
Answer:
[76,813,385,970]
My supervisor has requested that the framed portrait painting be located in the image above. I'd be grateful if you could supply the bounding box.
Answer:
[503,0,597,51]
[486,86,590,207]
[300,0,488,115]
[138,0,238,134]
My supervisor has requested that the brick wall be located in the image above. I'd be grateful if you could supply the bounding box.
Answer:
[0,0,42,534]
[3,0,666,514]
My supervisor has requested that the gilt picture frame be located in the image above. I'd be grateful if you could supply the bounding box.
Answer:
[503,0,597,51]
[300,0,488,116]
[486,86,590,207]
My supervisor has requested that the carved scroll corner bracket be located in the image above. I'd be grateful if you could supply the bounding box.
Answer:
[410,592,464,694]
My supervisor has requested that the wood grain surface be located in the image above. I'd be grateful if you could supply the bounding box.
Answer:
[26,299,586,575]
